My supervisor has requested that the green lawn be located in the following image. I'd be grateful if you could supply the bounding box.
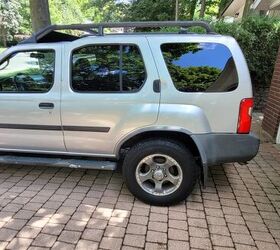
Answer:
[0,48,6,53]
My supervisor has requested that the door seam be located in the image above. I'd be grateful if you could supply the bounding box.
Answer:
[146,36,161,124]
[59,43,68,152]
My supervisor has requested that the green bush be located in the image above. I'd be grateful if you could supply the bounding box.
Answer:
[212,16,280,89]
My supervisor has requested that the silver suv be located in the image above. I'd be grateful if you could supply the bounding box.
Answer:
[0,21,259,205]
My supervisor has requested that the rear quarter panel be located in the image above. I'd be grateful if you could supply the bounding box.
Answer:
[147,35,252,133]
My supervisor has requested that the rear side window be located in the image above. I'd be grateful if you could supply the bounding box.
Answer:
[161,43,238,92]
[72,44,145,92]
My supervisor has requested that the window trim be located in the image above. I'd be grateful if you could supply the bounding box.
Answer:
[0,49,56,94]
[160,42,239,93]
[70,43,147,94]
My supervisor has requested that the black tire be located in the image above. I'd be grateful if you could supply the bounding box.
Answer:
[122,139,199,206]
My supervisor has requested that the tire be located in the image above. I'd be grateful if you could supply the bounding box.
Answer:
[122,139,199,206]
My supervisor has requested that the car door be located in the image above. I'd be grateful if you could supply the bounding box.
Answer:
[0,44,65,153]
[61,36,160,156]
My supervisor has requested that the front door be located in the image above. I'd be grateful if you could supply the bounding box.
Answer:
[0,45,65,153]
[61,36,160,156]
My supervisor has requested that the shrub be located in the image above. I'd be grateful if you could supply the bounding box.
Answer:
[212,16,280,90]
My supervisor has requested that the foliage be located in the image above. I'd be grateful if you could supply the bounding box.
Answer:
[168,65,221,91]
[186,0,198,20]
[49,0,85,24]
[124,0,176,21]
[161,43,222,91]
[123,0,221,21]
[17,0,88,34]
[204,0,220,17]
[72,44,145,91]
[18,0,31,34]
[213,16,280,87]
[0,0,22,46]
[123,0,202,21]
[81,0,128,23]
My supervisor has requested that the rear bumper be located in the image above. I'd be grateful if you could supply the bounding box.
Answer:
[191,133,260,167]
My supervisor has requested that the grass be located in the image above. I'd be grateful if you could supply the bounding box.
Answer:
[0,48,6,53]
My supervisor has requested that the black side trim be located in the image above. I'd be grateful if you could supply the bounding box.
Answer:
[63,126,110,132]
[0,124,110,133]
[0,124,61,131]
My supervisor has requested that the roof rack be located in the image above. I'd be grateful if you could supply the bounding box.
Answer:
[21,21,215,44]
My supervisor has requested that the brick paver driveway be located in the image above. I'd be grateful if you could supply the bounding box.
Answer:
[0,142,279,249]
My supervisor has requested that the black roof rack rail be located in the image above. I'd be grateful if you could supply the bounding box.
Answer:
[21,21,215,44]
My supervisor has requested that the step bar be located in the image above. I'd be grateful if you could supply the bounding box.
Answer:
[0,155,117,170]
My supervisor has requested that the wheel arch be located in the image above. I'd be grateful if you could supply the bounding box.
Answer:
[115,128,208,183]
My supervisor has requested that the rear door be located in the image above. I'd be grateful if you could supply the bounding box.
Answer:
[61,36,160,156]
[0,44,65,152]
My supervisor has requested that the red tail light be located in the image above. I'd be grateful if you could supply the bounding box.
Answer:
[237,98,253,134]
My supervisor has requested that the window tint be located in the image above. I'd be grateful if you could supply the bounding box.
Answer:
[0,50,55,93]
[72,44,145,92]
[161,43,238,92]
[122,45,146,91]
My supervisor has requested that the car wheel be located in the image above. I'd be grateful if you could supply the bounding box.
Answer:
[122,139,199,206]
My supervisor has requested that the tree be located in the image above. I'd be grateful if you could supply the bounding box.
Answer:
[49,0,85,24]
[124,0,175,21]
[199,0,206,18]
[186,0,198,20]
[81,0,127,23]
[217,0,231,17]
[202,0,221,18]
[19,0,32,35]
[0,0,22,47]
[124,0,196,21]
[243,0,254,18]
[175,0,179,21]
[29,0,51,32]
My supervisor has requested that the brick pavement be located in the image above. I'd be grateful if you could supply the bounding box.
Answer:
[0,144,278,249]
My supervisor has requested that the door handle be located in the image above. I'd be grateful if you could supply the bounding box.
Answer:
[39,102,54,109]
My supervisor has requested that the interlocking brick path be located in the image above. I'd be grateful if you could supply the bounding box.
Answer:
[0,144,279,249]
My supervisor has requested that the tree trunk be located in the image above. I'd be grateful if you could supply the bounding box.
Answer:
[0,16,4,47]
[175,0,179,21]
[199,0,206,18]
[29,0,51,33]
[242,0,253,18]
[188,0,197,20]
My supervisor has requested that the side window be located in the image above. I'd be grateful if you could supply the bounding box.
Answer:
[122,45,146,91]
[0,50,55,93]
[161,43,238,92]
[72,44,145,92]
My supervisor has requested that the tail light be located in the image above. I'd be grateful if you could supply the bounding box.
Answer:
[237,98,254,134]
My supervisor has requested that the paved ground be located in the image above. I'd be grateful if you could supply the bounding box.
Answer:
[0,127,279,249]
